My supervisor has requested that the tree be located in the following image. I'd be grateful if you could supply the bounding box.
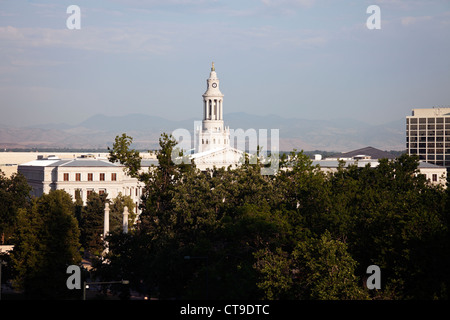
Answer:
[0,170,31,244]
[292,231,369,300]
[79,192,108,256]
[109,193,136,233]
[99,132,450,300]
[327,155,449,299]
[108,133,142,178]
[10,190,81,298]
[254,247,293,300]
[254,232,369,300]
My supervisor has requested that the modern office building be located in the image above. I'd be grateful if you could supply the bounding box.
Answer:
[406,107,450,168]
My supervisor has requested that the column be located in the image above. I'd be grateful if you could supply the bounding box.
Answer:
[214,99,218,120]
[123,206,129,234]
[209,100,212,120]
[103,203,110,239]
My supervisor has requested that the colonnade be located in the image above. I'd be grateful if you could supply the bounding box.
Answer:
[204,98,223,120]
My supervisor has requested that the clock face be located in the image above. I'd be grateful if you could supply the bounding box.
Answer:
[212,82,217,88]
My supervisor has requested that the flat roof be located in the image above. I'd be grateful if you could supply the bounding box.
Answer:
[19,157,160,168]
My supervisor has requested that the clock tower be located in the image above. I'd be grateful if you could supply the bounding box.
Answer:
[197,62,230,153]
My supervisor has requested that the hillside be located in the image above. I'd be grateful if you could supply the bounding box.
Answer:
[0,113,405,152]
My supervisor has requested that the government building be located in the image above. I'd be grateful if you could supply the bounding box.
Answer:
[17,68,448,212]
[190,62,244,170]
[17,154,157,213]
[17,63,244,208]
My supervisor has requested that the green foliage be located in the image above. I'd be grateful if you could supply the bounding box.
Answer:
[0,170,31,243]
[108,133,142,178]
[10,190,81,299]
[96,133,450,300]
[7,133,449,300]
[79,192,108,255]
[292,231,369,300]
[109,192,136,233]
[254,247,293,300]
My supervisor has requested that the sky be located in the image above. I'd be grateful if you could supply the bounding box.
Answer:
[0,0,450,127]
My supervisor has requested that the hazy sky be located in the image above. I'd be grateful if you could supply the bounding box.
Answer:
[1,0,450,127]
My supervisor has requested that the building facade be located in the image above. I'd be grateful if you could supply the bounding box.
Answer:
[18,154,157,213]
[406,107,450,168]
[191,63,244,170]
[17,64,245,208]
[197,62,230,153]
[317,146,447,187]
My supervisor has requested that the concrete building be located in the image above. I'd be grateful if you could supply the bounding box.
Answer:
[191,63,244,170]
[315,146,447,187]
[18,154,158,213]
[406,107,450,168]
[16,63,245,207]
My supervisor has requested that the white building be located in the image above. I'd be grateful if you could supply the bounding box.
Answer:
[313,146,447,187]
[18,154,158,213]
[17,63,247,209]
[191,63,244,171]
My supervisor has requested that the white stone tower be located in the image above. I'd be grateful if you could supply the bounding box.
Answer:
[197,62,230,153]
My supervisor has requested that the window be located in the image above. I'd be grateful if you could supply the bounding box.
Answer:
[76,173,81,181]
[111,173,117,181]
[86,189,94,198]
[64,173,69,181]
[100,173,105,181]
[99,189,106,195]
[432,174,438,182]
[88,173,93,181]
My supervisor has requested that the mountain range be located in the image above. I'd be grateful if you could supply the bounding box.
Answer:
[0,112,405,152]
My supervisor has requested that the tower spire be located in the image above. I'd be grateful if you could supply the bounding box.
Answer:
[211,61,215,71]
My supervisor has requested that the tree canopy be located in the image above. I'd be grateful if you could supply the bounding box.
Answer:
[94,133,450,300]
[2,132,450,300]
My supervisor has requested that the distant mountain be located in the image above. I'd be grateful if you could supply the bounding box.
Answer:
[0,113,405,152]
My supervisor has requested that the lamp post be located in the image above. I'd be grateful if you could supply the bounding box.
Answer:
[184,255,209,299]
[83,280,130,300]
